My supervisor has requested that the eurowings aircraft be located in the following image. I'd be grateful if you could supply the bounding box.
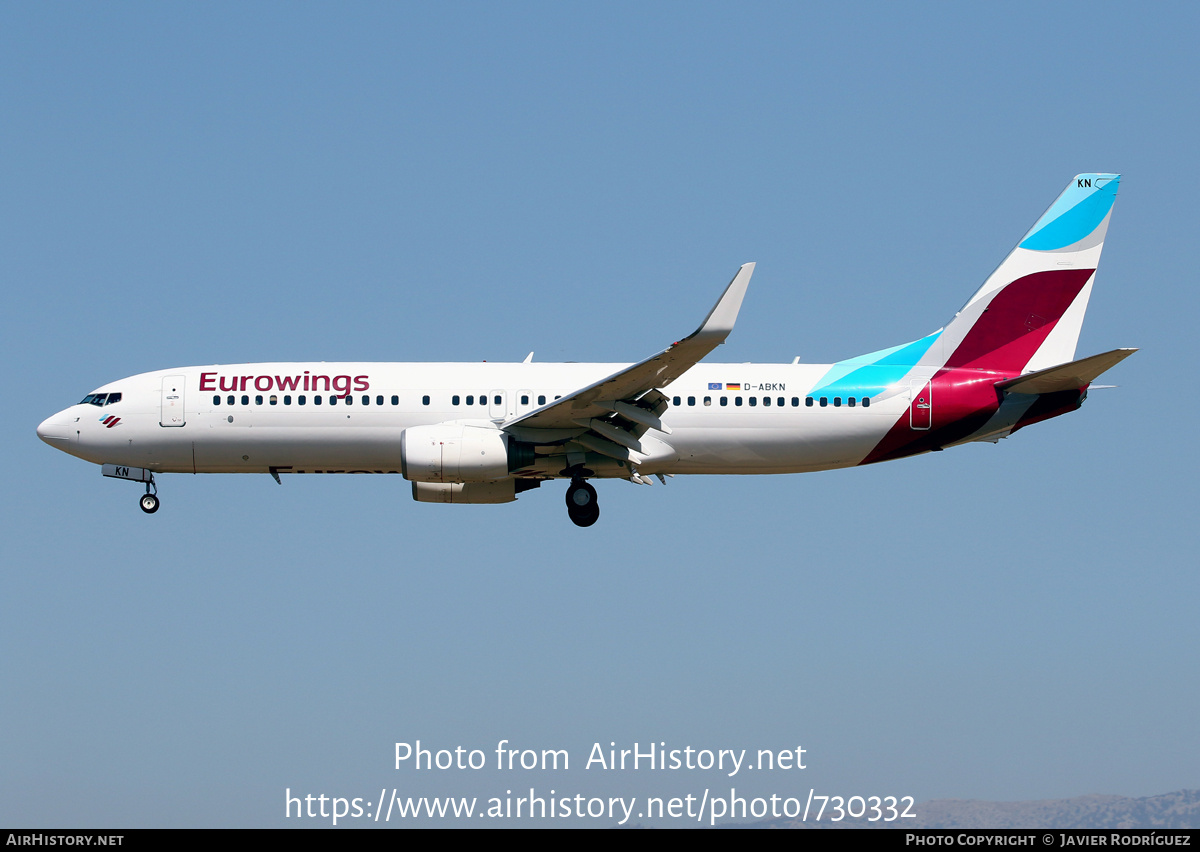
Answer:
[38,174,1134,526]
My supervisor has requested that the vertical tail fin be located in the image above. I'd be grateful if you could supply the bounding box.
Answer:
[920,174,1120,374]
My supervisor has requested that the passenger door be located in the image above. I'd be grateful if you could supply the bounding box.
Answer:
[160,375,186,427]
[909,380,932,430]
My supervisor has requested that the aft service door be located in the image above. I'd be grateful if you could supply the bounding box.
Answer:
[160,375,186,427]
[909,380,932,430]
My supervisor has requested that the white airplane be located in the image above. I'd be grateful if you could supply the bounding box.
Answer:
[38,174,1135,527]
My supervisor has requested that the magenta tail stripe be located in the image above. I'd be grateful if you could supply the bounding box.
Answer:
[945,269,1094,372]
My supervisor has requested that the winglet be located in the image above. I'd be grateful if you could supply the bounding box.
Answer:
[687,262,754,346]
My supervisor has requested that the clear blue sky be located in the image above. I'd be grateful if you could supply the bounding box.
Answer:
[3,2,1196,827]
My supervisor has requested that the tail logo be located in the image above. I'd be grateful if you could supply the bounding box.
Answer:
[1019,173,1119,252]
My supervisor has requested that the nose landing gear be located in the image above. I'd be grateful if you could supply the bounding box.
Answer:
[139,474,159,514]
[565,478,599,527]
[101,464,161,514]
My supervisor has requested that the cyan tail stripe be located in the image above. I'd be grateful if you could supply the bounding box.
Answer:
[810,330,941,399]
[1018,174,1119,251]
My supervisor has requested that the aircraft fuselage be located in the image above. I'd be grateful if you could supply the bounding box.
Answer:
[37,359,1067,478]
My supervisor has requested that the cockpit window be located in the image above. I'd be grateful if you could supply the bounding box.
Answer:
[80,392,120,406]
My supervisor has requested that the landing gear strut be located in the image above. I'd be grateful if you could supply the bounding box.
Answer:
[101,464,161,514]
[565,478,599,527]
[139,474,159,514]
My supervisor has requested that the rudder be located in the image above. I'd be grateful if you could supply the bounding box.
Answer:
[920,174,1120,374]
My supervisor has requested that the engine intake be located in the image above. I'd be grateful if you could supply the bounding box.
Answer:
[400,424,510,483]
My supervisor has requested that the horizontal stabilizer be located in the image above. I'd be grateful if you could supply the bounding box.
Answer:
[995,348,1137,395]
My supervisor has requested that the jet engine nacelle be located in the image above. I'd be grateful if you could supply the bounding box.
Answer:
[411,480,516,504]
[400,423,510,483]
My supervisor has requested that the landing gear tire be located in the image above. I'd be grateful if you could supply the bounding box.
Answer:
[570,503,599,527]
[566,479,599,527]
[139,493,160,514]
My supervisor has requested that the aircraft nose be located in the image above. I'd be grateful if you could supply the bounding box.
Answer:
[37,411,73,447]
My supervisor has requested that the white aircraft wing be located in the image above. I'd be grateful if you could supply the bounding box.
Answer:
[503,263,754,438]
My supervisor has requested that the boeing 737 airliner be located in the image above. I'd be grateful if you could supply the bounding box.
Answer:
[38,174,1134,526]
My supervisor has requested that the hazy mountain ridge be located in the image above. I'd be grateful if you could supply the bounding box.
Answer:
[748,790,1200,829]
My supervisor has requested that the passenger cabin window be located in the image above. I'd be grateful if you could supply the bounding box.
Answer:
[299,395,307,405]
[720,397,728,406]
[228,395,235,405]
[862,397,870,408]
[521,394,529,405]
[819,397,828,407]
[833,397,841,407]
[330,395,337,406]
[538,395,546,405]
[314,395,322,405]
[704,397,712,406]
[391,395,399,405]
[284,395,292,405]
[452,395,461,405]
[241,395,249,405]
[345,395,353,405]
[672,396,681,406]
[269,395,278,405]
[805,397,813,407]
[466,395,474,405]
[376,395,383,405]
[688,396,696,406]
[213,395,221,405]
[749,397,757,407]
[848,397,856,407]
[422,395,430,405]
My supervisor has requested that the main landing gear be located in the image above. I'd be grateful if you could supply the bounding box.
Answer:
[565,478,599,527]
